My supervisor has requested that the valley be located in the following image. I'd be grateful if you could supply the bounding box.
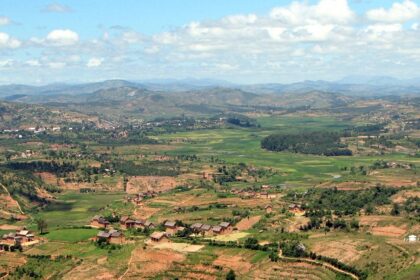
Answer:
[0,84,418,279]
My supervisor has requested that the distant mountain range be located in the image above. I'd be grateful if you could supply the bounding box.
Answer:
[1,76,420,100]
[0,76,418,122]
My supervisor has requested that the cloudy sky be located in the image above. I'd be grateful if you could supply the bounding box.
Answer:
[1,0,420,84]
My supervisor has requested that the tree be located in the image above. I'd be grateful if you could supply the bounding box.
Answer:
[36,218,48,234]
[226,269,236,280]
[5,151,13,161]
[391,203,400,216]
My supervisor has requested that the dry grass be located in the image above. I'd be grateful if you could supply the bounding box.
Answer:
[236,216,261,231]
[152,242,204,253]
[126,176,178,194]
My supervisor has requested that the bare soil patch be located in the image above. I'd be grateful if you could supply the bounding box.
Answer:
[311,240,372,263]
[235,216,261,231]
[0,224,22,230]
[133,205,161,219]
[392,190,420,203]
[370,225,407,237]
[286,215,310,232]
[213,255,252,274]
[126,176,178,194]
[152,242,204,253]
[63,262,116,280]
[122,248,185,279]
[35,172,58,185]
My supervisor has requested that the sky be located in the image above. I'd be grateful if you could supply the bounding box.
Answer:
[0,0,420,85]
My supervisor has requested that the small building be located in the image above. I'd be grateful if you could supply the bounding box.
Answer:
[144,220,156,229]
[407,235,417,242]
[219,222,231,231]
[190,223,203,233]
[134,219,156,230]
[96,230,125,244]
[164,220,178,235]
[261,185,271,190]
[265,205,273,214]
[90,215,110,228]
[212,226,223,234]
[1,230,36,246]
[200,224,212,236]
[120,216,136,229]
[150,232,168,242]
[288,204,303,214]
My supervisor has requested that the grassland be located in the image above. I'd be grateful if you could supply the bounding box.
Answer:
[33,192,125,228]
[44,228,98,242]
[0,113,418,280]
[155,116,419,186]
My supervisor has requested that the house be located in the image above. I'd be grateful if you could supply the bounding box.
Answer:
[288,204,303,214]
[90,215,110,228]
[150,232,168,242]
[261,185,271,190]
[219,222,231,231]
[144,220,156,229]
[1,230,35,246]
[164,220,178,235]
[190,223,203,233]
[120,216,136,229]
[1,233,17,245]
[134,219,145,228]
[200,224,212,236]
[407,235,417,242]
[96,230,125,244]
[134,219,155,230]
[16,230,35,243]
[212,226,223,234]
[265,205,273,214]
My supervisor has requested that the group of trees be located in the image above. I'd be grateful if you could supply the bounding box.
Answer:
[0,169,48,203]
[303,186,398,216]
[261,131,352,156]
[107,160,181,177]
[5,160,77,177]
[225,114,258,128]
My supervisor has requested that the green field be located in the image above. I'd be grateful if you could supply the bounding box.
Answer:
[156,116,419,186]
[33,192,125,228]
[44,228,98,242]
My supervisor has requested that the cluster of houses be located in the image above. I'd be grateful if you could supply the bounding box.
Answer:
[190,221,232,236]
[230,185,276,199]
[119,216,156,230]
[90,215,235,245]
[95,229,125,244]
[127,191,158,205]
[148,221,233,243]
[0,229,37,250]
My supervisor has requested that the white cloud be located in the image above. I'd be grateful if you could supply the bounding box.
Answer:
[0,16,11,26]
[43,3,73,13]
[46,29,79,46]
[86,57,103,68]
[121,31,143,44]
[366,0,420,23]
[0,59,13,67]
[25,59,41,67]
[0,32,21,48]
[2,0,420,83]
[270,0,354,25]
[48,62,66,69]
[365,23,403,33]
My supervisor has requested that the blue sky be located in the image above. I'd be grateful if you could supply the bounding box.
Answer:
[0,0,420,84]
